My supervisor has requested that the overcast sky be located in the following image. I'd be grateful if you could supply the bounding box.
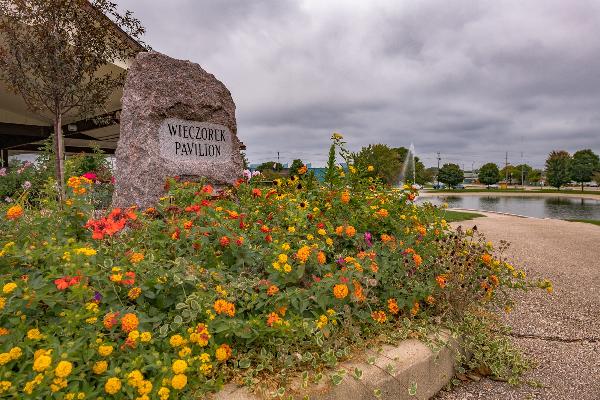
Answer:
[117,0,600,169]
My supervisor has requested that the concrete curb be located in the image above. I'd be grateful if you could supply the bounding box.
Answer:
[212,332,462,400]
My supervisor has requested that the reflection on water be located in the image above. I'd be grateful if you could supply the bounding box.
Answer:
[420,195,600,220]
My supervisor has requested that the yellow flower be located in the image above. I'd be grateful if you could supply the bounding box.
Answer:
[215,343,232,362]
[367,165,374,171]
[54,361,72,378]
[325,237,333,246]
[98,345,113,357]
[158,387,170,400]
[306,234,314,240]
[0,381,12,393]
[140,331,152,342]
[0,298,6,311]
[33,354,52,372]
[296,245,311,263]
[27,328,43,340]
[317,228,326,236]
[128,330,140,342]
[105,377,122,394]
[283,264,292,273]
[138,380,152,395]
[287,226,296,233]
[171,374,187,390]
[277,254,288,264]
[0,353,10,366]
[199,363,213,375]
[169,335,185,347]
[128,287,142,300]
[178,346,191,357]
[2,283,16,294]
[172,359,187,374]
[85,302,99,312]
[332,132,343,140]
[92,360,108,374]
[127,370,144,387]
[199,353,211,363]
[281,243,290,251]
[73,247,96,256]
[85,317,98,324]
[8,347,21,360]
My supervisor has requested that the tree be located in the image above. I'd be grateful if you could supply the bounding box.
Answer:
[289,159,304,176]
[545,150,571,189]
[438,163,464,187]
[240,152,249,170]
[352,144,403,185]
[0,0,146,200]
[256,161,283,172]
[500,165,519,184]
[514,164,533,185]
[570,149,600,191]
[478,163,500,186]
[528,169,543,185]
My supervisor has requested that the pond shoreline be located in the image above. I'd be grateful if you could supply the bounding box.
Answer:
[419,191,600,201]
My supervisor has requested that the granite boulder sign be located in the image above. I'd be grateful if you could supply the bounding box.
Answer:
[112,51,243,208]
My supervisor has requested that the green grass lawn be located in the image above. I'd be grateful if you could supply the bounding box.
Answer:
[442,210,486,222]
[565,219,600,226]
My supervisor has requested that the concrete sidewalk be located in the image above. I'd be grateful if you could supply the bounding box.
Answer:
[436,213,600,399]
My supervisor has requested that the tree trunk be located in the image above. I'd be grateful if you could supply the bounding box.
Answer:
[54,110,65,202]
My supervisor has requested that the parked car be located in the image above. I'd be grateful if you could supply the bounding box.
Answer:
[487,184,500,189]
[412,184,423,190]
[432,183,445,189]
[453,184,465,190]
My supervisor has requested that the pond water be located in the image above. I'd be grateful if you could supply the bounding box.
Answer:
[420,195,600,220]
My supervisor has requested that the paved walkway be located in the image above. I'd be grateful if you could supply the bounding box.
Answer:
[436,213,600,400]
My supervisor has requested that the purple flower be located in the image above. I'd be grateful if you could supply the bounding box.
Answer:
[336,257,346,266]
[22,181,31,190]
[0,168,6,177]
[93,291,102,303]
[364,232,373,247]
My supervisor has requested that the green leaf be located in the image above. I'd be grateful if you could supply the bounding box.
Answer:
[353,367,363,380]
[331,373,343,386]
[238,358,251,369]
[408,382,417,396]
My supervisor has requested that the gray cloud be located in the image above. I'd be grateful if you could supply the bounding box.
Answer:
[117,0,600,169]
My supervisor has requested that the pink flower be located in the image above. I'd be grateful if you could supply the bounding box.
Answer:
[82,172,98,181]
[0,168,6,177]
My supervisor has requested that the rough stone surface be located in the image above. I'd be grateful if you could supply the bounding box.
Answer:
[436,212,600,400]
[211,332,462,400]
[112,51,243,208]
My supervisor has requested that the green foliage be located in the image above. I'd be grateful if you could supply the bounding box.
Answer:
[352,144,403,185]
[437,164,464,187]
[256,162,283,172]
[570,149,600,190]
[0,136,548,397]
[477,163,500,186]
[513,164,532,185]
[454,314,530,385]
[545,150,572,189]
[527,169,542,185]
[289,159,304,176]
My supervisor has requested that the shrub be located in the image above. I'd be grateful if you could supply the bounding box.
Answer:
[0,135,549,398]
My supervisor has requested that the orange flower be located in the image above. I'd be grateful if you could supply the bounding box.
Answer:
[296,246,311,263]
[266,312,281,327]
[410,301,420,317]
[426,295,435,305]
[380,234,393,243]
[201,185,213,194]
[345,225,356,237]
[489,274,499,287]
[219,236,230,247]
[481,253,492,264]
[103,312,119,329]
[128,287,142,300]
[412,253,423,267]
[317,251,326,265]
[416,225,427,236]
[6,205,23,220]
[130,252,144,264]
[252,188,262,197]
[266,285,279,296]
[333,284,349,299]
[376,208,389,218]
[371,310,387,323]
[121,313,139,333]
[436,275,447,289]
[352,280,365,302]
[370,262,379,273]
[387,298,400,315]
[183,220,193,230]
[298,165,307,175]
[340,191,350,204]
[335,226,344,236]
[215,343,232,362]
[213,299,235,317]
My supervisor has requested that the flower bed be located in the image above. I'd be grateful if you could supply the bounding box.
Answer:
[0,136,550,399]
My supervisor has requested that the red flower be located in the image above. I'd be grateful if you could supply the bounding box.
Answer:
[201,185,213,194]
[264,234,272,243]
[54,275,82,290]
[220,236,230,247]
[252,188,262,197]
